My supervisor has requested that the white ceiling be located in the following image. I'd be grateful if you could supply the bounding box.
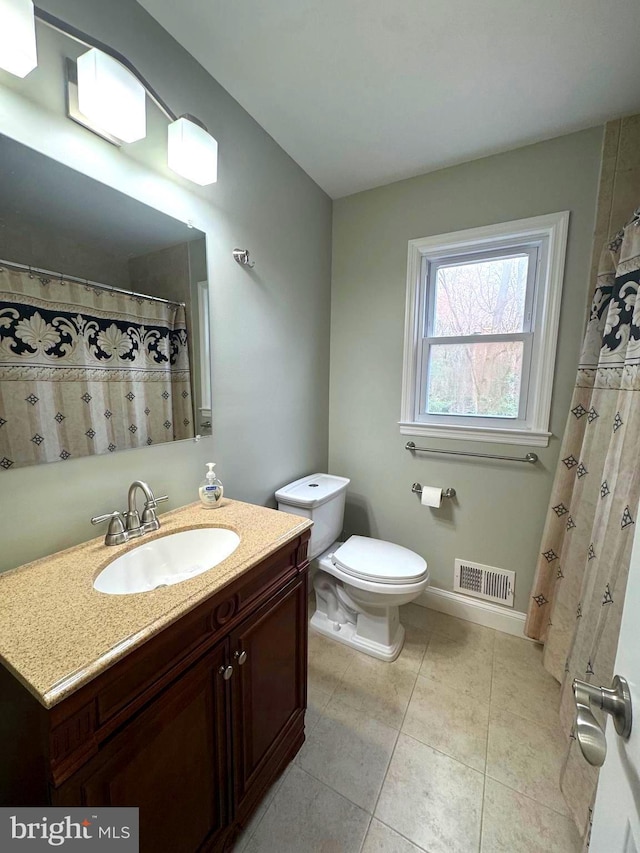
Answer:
[139,0,640,199]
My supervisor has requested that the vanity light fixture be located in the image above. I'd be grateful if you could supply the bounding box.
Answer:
[168,115,218,186]
[0,0,38,78]
[21,6,219,185]
[76,48,146,143]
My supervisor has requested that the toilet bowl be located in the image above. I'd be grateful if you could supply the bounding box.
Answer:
[275,474,429,661]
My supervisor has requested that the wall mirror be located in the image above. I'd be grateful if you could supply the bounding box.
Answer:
[0,133,212,472]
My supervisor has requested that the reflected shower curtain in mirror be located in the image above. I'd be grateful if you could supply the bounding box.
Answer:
[0,267,194,470]
[525,209,640,839]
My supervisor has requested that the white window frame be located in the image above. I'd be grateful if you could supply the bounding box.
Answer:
[400,212,570,447]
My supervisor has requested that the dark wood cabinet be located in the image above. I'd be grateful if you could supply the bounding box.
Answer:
[230,578,307,820]
[0,531,310,853]
[57,641,229,853]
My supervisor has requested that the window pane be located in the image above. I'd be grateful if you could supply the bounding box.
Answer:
[432,255,529,337]
[426,341,523,418]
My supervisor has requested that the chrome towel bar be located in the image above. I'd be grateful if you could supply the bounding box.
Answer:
[405,441,538,465]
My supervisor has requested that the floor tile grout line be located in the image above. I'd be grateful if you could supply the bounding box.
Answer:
[356,815,373,853]
[397,729,487,780]
[293,762,376,820]
[485,636,573,822]
[398,704,489,775]
[302,681,404,814]
[380,730,486,852]
[482,774,579,823]
[372,817,431,852]
[478,633,497,849]
[483,767,574,820]
[478,772,487,853]
[478,637,494,853]
[369,722,402,821]
[236,765,290,851]
[365,660,422,825]
[486,700,563,733]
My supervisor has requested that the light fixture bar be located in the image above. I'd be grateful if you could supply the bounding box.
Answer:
[33,5,178,122]
[31,5,218,184]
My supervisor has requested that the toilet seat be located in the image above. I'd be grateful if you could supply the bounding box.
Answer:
[332,535,427,585]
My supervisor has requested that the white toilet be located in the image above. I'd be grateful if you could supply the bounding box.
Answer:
[275,473,429,661]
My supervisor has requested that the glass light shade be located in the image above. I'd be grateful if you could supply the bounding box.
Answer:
[76,48,146,143]
[168,117,218,186]
[0,0,37,78]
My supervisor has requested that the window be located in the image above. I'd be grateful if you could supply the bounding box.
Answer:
[400,212,569,446]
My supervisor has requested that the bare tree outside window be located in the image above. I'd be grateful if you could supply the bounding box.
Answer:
[426,256,529,418]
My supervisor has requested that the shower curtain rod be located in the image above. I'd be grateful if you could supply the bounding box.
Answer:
[0,258,185,308]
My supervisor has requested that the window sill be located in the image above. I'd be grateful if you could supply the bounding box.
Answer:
[398,421,551,447]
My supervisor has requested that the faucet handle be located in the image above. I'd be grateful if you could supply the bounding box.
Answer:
[91,510,125,528]
[141,494,169,531]
[91,511,128,546]
[146,494,168,509]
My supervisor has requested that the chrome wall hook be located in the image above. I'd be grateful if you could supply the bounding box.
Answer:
[233,248,255,268]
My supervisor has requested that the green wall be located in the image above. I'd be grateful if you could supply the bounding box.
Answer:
[0,0,332,572]
[329,128,603,612]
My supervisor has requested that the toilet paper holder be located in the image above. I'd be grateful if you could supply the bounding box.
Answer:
[412,483,456,500]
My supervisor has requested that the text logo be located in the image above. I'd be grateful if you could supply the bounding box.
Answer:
[1,808,138,850]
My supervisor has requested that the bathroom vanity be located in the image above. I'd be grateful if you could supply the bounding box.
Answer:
[0,500,311,852]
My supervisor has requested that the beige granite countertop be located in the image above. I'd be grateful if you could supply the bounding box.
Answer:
[0,499,312,709]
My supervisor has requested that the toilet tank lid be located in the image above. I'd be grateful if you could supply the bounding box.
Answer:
[275,473,350,508]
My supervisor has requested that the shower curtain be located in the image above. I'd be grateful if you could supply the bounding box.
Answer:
[0,266,194,470]
[525,208,640,838]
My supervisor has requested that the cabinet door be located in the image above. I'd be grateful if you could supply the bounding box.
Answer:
[230,578,307,811]
[55,641,230,853]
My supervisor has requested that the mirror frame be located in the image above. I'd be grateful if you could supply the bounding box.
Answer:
[0,83,218,449]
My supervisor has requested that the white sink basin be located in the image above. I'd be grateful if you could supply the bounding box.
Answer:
[93,528,241,595]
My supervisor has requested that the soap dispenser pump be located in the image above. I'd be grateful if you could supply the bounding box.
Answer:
[199,462,223,509]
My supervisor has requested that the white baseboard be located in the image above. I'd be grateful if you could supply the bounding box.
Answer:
[416,587,531,639]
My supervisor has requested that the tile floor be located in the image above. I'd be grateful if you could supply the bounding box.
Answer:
[235,600,582,853]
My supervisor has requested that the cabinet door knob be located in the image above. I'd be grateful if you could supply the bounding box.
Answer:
[219,665,234,680]
[234,650,247,665]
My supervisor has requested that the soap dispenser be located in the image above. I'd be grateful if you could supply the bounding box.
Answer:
[199,462,223,509]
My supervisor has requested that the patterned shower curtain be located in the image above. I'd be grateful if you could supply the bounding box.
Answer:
[525,209,640,838]
[0,266,194,470]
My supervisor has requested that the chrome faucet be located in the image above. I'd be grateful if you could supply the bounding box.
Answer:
[91,481,168,546]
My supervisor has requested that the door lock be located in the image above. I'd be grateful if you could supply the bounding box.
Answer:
[572,674,632,767]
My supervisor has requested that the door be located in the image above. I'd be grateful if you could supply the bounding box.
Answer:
[590,514,640,851]
[55,641,230,853]
[230,578,307,811]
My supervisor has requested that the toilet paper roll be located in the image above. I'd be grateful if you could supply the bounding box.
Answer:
[420,486,443,508]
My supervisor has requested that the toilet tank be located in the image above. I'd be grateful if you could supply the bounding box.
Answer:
[275,474,350,559]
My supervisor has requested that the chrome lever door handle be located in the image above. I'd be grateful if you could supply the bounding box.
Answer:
[572,675,632,767]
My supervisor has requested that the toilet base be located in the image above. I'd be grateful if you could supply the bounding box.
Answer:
[309,609,405,662]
